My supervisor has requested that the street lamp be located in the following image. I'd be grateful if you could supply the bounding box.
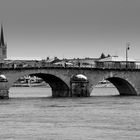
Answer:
[126,42,130,69]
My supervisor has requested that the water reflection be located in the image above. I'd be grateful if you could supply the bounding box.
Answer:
[9,87,119,98]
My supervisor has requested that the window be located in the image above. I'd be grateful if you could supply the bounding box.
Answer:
[2,49,6,56]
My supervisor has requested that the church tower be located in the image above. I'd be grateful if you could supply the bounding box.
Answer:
[0,25,7,60]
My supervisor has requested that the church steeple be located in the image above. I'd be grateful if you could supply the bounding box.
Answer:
[0,24,5,46]
[0,24,7,60]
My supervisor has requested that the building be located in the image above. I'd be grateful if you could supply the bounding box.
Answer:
[0,25,7,60]
[95,55,136,69]
[68,58,99,67]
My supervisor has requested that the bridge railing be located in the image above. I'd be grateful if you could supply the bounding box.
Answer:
[94,61,140,70]
[44,61,140,70]
[1,61,140,70]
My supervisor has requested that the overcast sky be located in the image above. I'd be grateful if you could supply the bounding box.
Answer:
[0,0,140,59]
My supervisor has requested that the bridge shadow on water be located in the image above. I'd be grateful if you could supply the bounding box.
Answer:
[8,86,124,99]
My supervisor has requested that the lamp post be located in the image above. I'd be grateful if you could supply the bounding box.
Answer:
[126,42,130,69]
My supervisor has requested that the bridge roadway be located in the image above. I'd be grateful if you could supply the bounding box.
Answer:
[0,66,140,98]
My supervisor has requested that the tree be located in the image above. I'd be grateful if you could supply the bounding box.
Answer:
[100,53,106,59]
[107,54,111,57]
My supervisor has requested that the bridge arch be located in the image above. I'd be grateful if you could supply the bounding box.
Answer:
[106,77,137,96]
[31,73,70,97]
[9,72,70,97]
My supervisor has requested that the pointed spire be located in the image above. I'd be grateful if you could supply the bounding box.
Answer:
[0,25,1,46]
[0,24,5,46]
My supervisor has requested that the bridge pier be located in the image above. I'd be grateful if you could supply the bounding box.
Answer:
[0,90,9,99]
[52,89,70,97]
[0,82,9,99]
[70,79,90,97]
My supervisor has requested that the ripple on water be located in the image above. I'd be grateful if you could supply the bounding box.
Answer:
[0,87,139,140]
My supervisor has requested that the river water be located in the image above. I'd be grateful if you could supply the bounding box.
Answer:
[0,87,140,140]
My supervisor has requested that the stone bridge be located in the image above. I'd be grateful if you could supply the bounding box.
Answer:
[0,67,140,98]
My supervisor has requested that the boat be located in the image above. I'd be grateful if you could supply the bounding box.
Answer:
[13,76,50,87]
[95,80,114,88]
[13,81,49,87]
